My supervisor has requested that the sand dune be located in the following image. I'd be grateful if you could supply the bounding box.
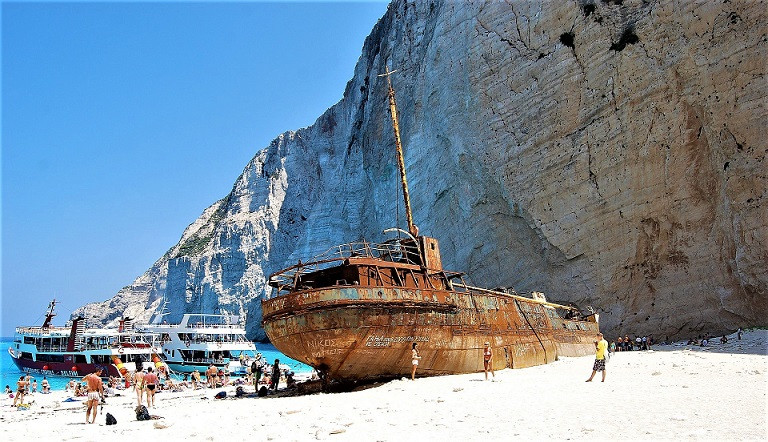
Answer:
[2,330,765,441]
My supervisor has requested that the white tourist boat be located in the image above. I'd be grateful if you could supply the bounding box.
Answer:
[140,313,257,375]
[8,299,165,378]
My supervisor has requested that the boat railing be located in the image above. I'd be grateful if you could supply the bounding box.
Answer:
[14,326,70,336]
[183,357,230,365]
[181,336,250,344]
[17,331,160,352]
[149,323,242,330]
[269,239,421,291]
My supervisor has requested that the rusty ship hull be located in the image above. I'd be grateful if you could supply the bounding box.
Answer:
[262,241,600,382]
[262,69,598,382]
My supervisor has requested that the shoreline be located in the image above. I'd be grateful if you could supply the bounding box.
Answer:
[1,330,766,441]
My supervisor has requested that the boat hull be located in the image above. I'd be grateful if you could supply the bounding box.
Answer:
[263,286,599,381]
[8,352,119,378]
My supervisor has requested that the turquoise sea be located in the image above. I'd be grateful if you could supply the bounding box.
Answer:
[0,337,311,392]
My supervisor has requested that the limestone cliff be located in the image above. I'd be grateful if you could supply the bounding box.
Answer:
[75,0,767,340]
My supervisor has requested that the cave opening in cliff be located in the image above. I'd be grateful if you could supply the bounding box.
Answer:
[610,27,640,52]
[560,32,575,49]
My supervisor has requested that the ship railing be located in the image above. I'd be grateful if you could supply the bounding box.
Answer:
[268,239,421,291]
[183,357,230,364]
[180,336,250,344]
[15,326,70,336]
[451,282,579,312]
[148,323,241,330]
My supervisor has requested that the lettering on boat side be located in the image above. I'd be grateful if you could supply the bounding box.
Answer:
[307,339,338,349]
[306,339,345,358]
[23,368,77,376]
[365,335,429,347]
[310,348,344,358]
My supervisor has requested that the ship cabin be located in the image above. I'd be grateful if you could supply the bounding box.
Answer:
[268,235,465,296]
[12,320,160,366]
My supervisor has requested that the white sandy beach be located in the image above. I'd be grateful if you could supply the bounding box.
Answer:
[2,330,766,441]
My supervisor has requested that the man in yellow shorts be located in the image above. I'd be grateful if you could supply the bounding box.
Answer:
[586,332,608,382]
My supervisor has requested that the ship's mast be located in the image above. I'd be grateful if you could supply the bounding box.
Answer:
[379,67,418,238]
[41,299,57,330]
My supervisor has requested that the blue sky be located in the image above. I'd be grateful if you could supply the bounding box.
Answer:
[1,1,390,336]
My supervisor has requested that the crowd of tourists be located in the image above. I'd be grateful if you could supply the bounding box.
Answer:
[611,335,653,352]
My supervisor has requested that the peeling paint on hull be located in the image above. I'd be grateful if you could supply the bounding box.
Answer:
[263,285,599,381]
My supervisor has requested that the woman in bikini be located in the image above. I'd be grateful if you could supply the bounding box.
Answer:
[483,342,495,380]
[12,376,28,407]
[133,369,145,407]
[411,343,422,381]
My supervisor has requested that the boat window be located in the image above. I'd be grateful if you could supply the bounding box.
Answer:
[75,355,88,363]
[92,355,111,364]
[21,352,33,360]
[37,353,65,363]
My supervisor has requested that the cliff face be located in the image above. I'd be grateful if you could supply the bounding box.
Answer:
[76,0,767,340]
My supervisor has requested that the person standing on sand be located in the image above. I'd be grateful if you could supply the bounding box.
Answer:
[586,332,609,382]
[83,369,104,424]
[206,364,218,388]
[252,358,264,389]
[483,342,495,380]
[133,369,145,407]
[143,367,159,407]
[191,369,200,389]
[411,343,422,380]
[12,376,28,407]
[271,359,281,391]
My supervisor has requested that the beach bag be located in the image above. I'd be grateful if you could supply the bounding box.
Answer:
[136,405,150,421]
[235,386,245,397]
[214,391,227,399]
[106,412,117,425]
